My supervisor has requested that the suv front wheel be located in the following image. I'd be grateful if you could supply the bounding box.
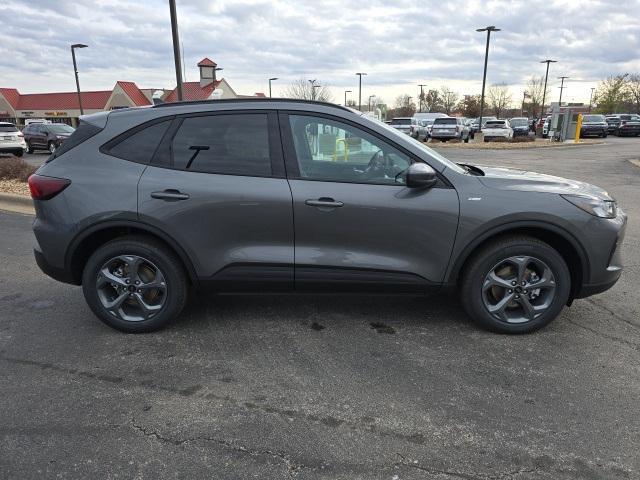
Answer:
[82,236,188,332]
[460,236,570,334]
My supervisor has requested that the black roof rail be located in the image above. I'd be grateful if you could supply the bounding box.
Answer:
[153,97,352,112]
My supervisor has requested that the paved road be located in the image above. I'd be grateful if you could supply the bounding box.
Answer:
[1,137,639,479]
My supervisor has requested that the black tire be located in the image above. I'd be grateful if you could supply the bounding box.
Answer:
[460,235,571,334]
[25,141,33,154]
[15,150,24,157]
[82,236,188,333]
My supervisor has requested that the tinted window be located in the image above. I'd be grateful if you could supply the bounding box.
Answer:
[485,121,506,128]
[434,118,457,125]
[108,120,171,164]
[171,114,271,176]
[48,121,103,162]
[391,118,411,125]
[48,124,75,134]
[582,115,605,122]
[0,124,18,132]
[288,114,411,185]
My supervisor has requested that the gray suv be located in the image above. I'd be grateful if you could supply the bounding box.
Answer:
[29,99,627,334]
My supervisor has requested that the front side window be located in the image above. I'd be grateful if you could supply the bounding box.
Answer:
[288,115,411,185]
[171,114,271,176]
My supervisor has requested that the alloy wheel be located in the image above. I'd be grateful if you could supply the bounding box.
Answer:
[481,255,556,324]
[96,255,167,322]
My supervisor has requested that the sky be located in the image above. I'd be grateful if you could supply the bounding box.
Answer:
[1,0,639,107]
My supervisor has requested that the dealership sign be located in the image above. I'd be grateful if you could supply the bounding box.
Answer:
[45,111,68,117]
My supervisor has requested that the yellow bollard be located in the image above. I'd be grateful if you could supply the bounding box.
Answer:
[575,113,582,143]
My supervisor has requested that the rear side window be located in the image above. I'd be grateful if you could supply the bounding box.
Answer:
[107,120,171,164]
[48,121,103,162]
[171,114,271,176]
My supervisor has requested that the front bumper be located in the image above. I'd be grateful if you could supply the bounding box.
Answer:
[576,209,627,298]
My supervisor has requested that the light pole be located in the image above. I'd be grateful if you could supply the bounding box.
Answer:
[368,95,375,112]
[71,44,88,116]
[168,0,183,101]
[418,84,426,112]
[269,77,278,98]
[521,90,527,117]
[344,90,352,106]
[539,59,557,120]
[476,26,500,132]
[356,72,367,111]
[557,76,569,107]
[588,87,595,113]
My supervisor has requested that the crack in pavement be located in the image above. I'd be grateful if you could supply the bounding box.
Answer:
[565,318,640,351]
[129,418,303,478]
[585,298,640,330]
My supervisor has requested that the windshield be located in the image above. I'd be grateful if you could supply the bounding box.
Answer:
[582,115,605,123]
[434,118,457,125]
[48,124,75,134]
[485,121,506,128]
[390,118,411,125]
[510,119,528,127]
[362,114,466,174]
[0,124,19,132]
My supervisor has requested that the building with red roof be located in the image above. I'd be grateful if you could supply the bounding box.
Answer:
[0,57,262,127]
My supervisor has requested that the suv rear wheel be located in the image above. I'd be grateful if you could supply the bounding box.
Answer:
[460,236,570,334]
[82,236,188,333]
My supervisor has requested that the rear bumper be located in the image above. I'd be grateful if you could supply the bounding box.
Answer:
[0,144,27,153]
[34,248,78,285]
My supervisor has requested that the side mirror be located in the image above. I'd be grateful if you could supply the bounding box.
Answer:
[405,163,437,188]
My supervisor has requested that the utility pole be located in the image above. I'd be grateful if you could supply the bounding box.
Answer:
[476,26,500,132]
[368,94,375,112]
[356,73,366,111]
[521,91,527,117]
[539,59,557,120]
[588,87,595,113]
[558,76,569,107]
[169,0,183,101]
[70,44,88,116]
[344,90,352,107]
[418,84,426,112]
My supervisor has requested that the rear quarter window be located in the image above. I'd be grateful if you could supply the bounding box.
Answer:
[104,119,172,164]
[48,121,103,162]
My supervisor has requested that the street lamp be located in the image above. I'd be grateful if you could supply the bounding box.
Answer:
[356,72,367,111]
[539,59,557,120]
[557,76,569,107]
[344,89,352,106]
[476,26,500,133]
[588,87,595,113]
[269,77,278,98]
[71,43,88,116]
[168,0,183,101]
[418,84,426,112]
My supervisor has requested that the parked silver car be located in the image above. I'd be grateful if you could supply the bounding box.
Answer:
[430,117,470,142]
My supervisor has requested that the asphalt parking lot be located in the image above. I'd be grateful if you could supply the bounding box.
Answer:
[2,137,639,479]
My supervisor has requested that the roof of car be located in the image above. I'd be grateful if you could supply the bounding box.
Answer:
[153,97,351,112]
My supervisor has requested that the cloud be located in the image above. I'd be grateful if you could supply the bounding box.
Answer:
[1,0,638,103]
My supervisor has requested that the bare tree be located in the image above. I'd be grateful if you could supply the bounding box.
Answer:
[487,83,513,118]
[626,74,640,114]
[594,74,630,114]
[456,95,482,118]
[524,76,547,118]
[440,86,459,115]
[391,94,416,117]
[283,78,333,102]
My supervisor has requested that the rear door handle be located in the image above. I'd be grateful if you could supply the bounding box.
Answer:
[151,189,190,201]
[305,198,344,208]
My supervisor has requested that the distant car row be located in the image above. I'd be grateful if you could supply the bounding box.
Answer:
[0,121,75,156]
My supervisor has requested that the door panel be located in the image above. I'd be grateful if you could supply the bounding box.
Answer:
[289,179,459,287]
[138,166,294,289]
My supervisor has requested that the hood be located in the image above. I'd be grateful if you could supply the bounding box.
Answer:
[475,165,613,200]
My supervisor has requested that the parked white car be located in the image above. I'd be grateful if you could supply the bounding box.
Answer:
[483,119,513,142]
[0,122,28,157]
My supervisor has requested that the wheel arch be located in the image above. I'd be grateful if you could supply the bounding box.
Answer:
[66,220,199,286]
[448,221,589,301]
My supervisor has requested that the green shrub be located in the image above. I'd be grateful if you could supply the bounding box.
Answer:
[0,156,38,182]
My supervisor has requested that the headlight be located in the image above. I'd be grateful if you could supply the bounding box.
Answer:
[562,194,617,218]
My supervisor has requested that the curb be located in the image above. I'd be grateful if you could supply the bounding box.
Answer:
[0,192,35,215]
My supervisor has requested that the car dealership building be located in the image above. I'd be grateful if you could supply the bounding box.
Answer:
[0,58,262,127]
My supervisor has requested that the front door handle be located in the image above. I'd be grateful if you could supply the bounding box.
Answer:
[305,198,344,208]
[151,189,190,201]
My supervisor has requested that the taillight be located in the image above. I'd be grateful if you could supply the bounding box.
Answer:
[28,174,71,200]
[17,132,24,137]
